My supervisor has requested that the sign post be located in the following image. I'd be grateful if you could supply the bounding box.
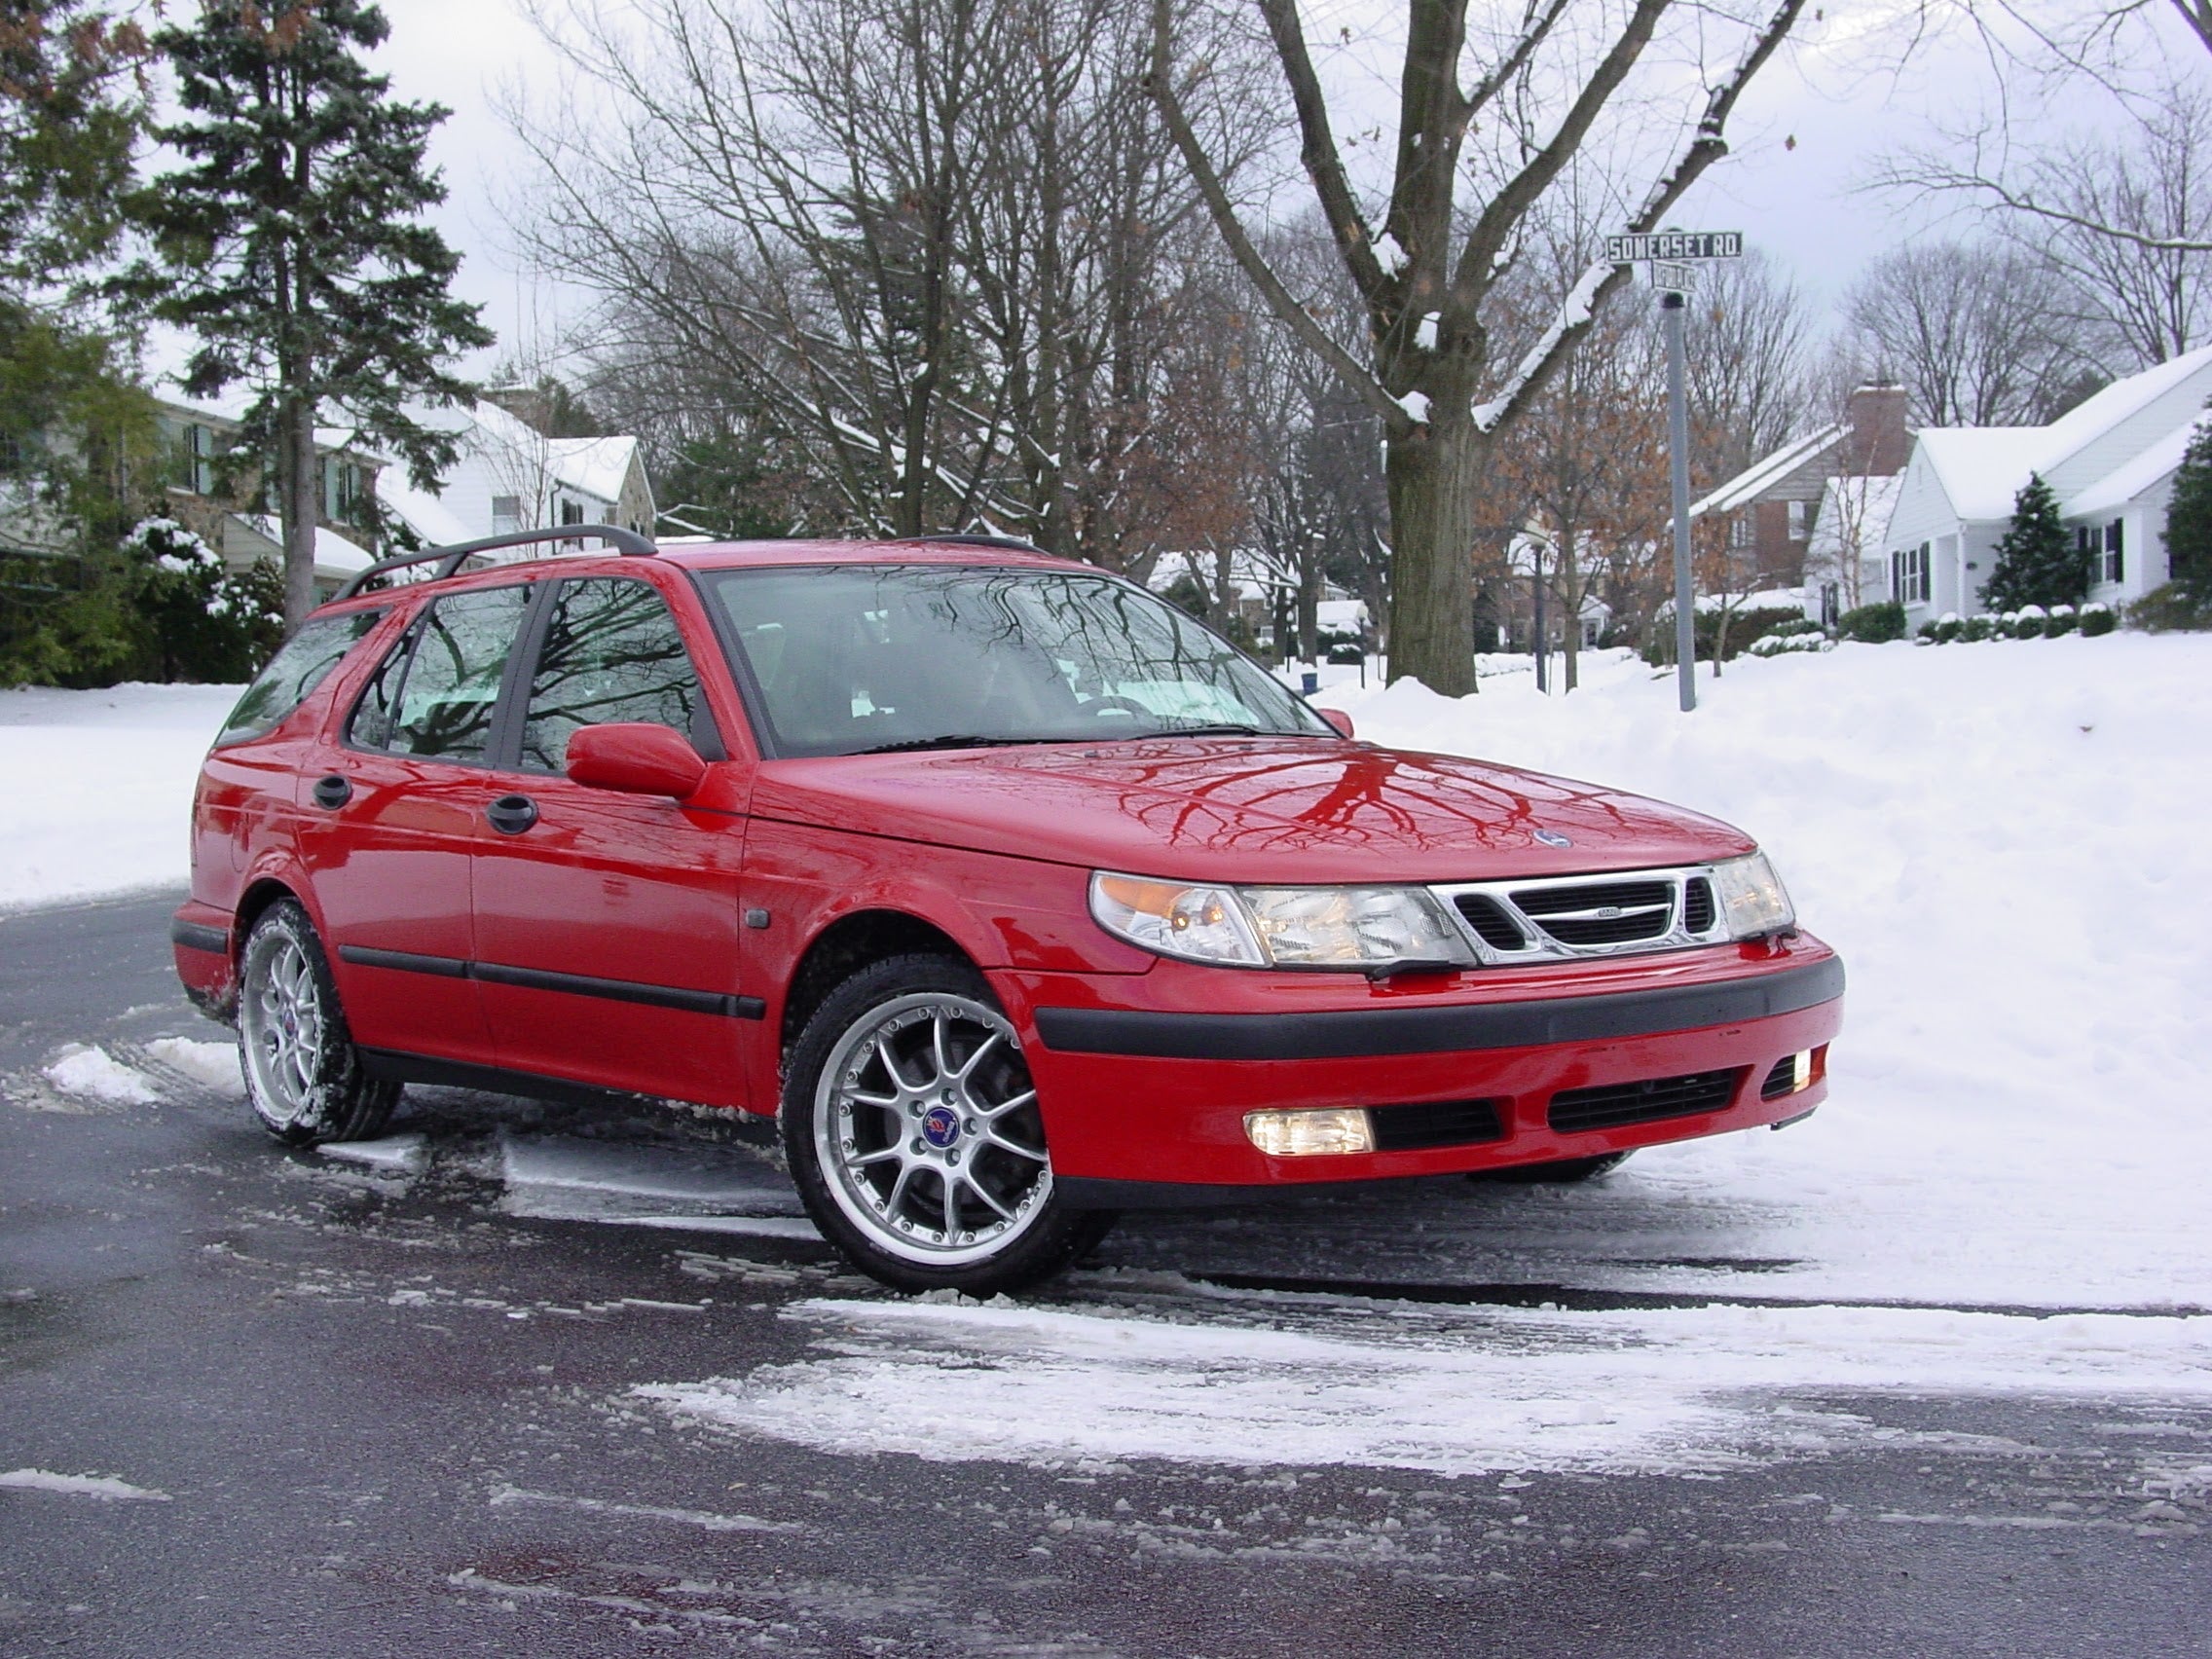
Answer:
[1607,229,1744,713]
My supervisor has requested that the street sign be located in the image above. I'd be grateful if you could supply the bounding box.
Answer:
[1652,261,1694,293]
[1606,230,1743,264]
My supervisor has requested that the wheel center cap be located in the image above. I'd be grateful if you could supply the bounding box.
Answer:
[920,1105,961,1149]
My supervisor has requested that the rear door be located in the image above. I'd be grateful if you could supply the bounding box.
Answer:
[300,581,535,1067]
[468,572,757,1105]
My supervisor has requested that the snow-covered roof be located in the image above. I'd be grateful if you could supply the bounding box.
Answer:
[1916,428,2046,522]
[2064,414,2203,520]
[546,434,639,506]
[1911,345,2212,523]
[231,515,374,574]
[377,476,475,548]
[1690,423,1847,518]
[2038,343,2212,459]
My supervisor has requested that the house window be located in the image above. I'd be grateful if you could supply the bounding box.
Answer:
[492,495,523,535]
[171,422,217,496]
[2104,519,2123,584]
[1730,513,1753,549]
[1788,498,1812,541]
[321,460,364,526]
[1890,544,1930,605]
[560,498,585,527]
[1820,582,1839,627]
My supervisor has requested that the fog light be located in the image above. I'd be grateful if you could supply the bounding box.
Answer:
[1244,1107,1374,1157]
[1791,1049,1812,1089]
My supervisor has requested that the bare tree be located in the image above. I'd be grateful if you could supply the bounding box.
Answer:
[1844,240,2096,425]
[1145,0,1807,695]
[1894,86,2212,366]
[1684,249,1815,483]
[508,0,1269,565]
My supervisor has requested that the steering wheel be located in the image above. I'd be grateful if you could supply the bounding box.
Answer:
[1081,695,1152,720]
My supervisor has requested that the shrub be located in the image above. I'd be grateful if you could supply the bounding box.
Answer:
[1837,600,1907,643]
[2015,603,2048,639]
[2046,604,2078,637]
[2121,584,2209,633]
[2081,601,2119,636]
[1961,614,1995,642]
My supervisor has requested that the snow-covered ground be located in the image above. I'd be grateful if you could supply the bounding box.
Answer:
[19,636,2212,1480]
[0,682,239,910]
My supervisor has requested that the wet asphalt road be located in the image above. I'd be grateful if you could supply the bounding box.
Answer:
[1,892,2207,1658]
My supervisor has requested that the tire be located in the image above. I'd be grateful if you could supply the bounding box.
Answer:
[1472,1151,1633,1185]
[237,900,399,1146]
[781,952,1113,1295]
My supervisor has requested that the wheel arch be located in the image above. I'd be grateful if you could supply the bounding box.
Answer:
[234,876,305,952]
[780,908,974,1058]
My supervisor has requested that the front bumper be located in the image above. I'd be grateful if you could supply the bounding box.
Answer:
[1001,935,1843,1193]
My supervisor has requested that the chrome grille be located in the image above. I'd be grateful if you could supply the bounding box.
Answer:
[1430,865,1731,966]
[1509,879,1674,945]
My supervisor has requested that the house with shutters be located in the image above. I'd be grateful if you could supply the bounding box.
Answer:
[376,393,655,554]
[1876,346,2212,626]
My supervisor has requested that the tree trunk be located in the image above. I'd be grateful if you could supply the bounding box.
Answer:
[282,392,318,629]
[1383,420,1479,696]
[1561,529,1580,693]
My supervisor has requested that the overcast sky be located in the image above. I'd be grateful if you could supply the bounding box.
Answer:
[357,0,2176,384]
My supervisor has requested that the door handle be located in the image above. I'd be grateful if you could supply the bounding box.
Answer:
[311,775,351,810]
[486,794,539,835]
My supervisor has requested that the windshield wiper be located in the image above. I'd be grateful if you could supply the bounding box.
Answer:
[853,734,1046,755]
[1155,721,1271,737]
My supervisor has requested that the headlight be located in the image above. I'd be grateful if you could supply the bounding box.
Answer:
[1088,873,1264,966]
[1089,872,1465,970]
[1239,885,1463,966]
[1712,852,1795,939]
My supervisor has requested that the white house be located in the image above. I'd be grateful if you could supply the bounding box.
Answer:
[376,399,656,554]
[1880,347,2212,626]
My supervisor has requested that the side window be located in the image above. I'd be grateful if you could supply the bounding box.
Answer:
[518,577,714,773]
[215,608,386,747]
[349,585,530,762]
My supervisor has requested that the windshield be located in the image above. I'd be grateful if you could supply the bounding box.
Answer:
[701,564,1331,758]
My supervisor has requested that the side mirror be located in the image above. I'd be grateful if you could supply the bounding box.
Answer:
[1317,708,1355,740]
[566,722,708,798]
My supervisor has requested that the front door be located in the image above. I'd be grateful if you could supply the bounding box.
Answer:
[302,581,535,1067]
[469,574,756,1105]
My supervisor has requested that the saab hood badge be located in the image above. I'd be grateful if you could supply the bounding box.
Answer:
[1533,828,1573,848]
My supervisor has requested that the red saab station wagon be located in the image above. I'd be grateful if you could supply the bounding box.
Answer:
[173,527,1842,1293]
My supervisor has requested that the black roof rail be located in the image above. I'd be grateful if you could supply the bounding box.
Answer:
[331,524,656,604]
[900,532,1047,554]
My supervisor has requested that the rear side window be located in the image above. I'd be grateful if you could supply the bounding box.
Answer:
[518,577,717,772]
[215,609,386,747]
[349,585,530,762]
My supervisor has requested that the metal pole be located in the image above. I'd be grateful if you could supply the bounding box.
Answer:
[1664,288,1696,713]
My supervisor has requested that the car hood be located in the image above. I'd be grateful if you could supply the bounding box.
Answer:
[750,737,1755,884]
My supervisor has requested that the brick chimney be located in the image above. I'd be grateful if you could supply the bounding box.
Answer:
[1845,384,1910,476]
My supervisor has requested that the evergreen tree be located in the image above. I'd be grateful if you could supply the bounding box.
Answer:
[1,3,147,285]
[1981,473,2087,611]
[126,1,492,626]
[0,6,158,689]
[2163,415,2212,608]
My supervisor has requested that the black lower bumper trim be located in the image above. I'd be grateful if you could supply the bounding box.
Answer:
[169,918,230,956]
[1033,954,1843,1061]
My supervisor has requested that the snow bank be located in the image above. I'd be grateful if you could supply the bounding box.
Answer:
[42,1045,159,1106]
[0,682,239,909]
[1300,633,2212,1309]
[642,1292,2212,1479]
